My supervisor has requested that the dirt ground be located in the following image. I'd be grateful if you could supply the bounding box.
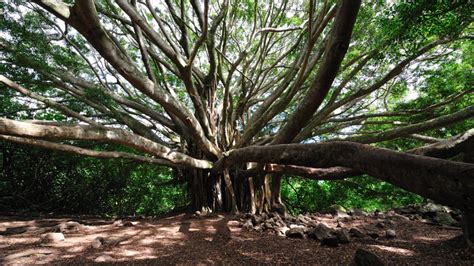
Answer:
[0,213,473,265]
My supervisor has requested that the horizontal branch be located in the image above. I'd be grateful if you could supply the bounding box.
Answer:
[0,75,102,127]
[0,134,177,167]
[240,129,473,180]
[215,141,474,212]
[0,118,212,169]
[409,134,444,143]
[408,128,474,160]
[239,164,358,180]
[343,105,474,143]
[256,25,304,34]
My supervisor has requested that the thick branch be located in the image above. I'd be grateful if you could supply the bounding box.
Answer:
[239,165,357,180]
[408,128,474,160]
[0,134,177,167]
[0,75,102,127]
[272,0,361,144]
[32,0,220,157]
[215,141,474,211]
[344,106,474,143]
[0,118,212,169]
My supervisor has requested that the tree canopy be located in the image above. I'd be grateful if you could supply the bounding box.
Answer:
[0,0,473,229]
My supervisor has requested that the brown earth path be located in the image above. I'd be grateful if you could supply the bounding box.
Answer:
[0,213,473,264]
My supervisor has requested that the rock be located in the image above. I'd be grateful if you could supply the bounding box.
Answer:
[330,204,349,218]
[349,227,365,238]
[65,221,81,228]
[450,211,461,221]
[254,225,263,233]
[395,205,417,215]
[308,223,331,240]
[263,222,273,229]
[277,226,289,236]
[276,220,286,227]
[123,221,139,227]
[297,214,309,223]
[375,222,385,229]
[244,213,254,219]
[367,232,379,239]
[387,214,410,221]
[321,236,339,247]
[56,221,83,233]
[330,204,347,214]
[1,226,28,235]
[96,236,130,246]
[285,227,305,238]
[270,212,282,221]
[271,203,287,216]
[409,214,422,221]
[351,209,367,217]
[95,255,114,262]
[91,238,103,248]
[433,212,456,226]
[354,249,384,266]
[419,202,444,214]
[386,229,396,238]
[334,229,350,243]
[307,220,319,227]
[41,232,65,244]
[289,224,306,230]
[251,215,263,225]
[242,220,253,231]
[334,212,350,218]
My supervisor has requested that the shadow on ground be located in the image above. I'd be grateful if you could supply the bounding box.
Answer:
[0,214,472,264]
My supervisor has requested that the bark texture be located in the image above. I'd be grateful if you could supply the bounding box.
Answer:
[215,142,474,213]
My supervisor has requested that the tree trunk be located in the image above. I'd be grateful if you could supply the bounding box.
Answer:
[270,174,287,215]
[188,160,275,214]
[216,142,474,213]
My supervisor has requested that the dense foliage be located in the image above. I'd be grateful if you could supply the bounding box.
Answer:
[0,141,187,216]
[0,139,425,216]
[0,0,472,216]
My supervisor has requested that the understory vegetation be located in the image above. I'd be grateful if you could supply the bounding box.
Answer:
[0,140,424,216]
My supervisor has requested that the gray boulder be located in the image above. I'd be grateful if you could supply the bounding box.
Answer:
[419,202,445,214]
[95,255,114,262]
[349,227,365,238]
[351,209,367,217]
[330,204,349,218]
[250,214,263,225]
[308,223,331,240]
[354,249,384,266]
[285,227,305,238]
[386,229,396,238]
[277,225,289,236]
[242,220,253,231]
[433,212,456,226]
[321,236,339,247]
[41,232,65,244]
[334,229,350,243]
